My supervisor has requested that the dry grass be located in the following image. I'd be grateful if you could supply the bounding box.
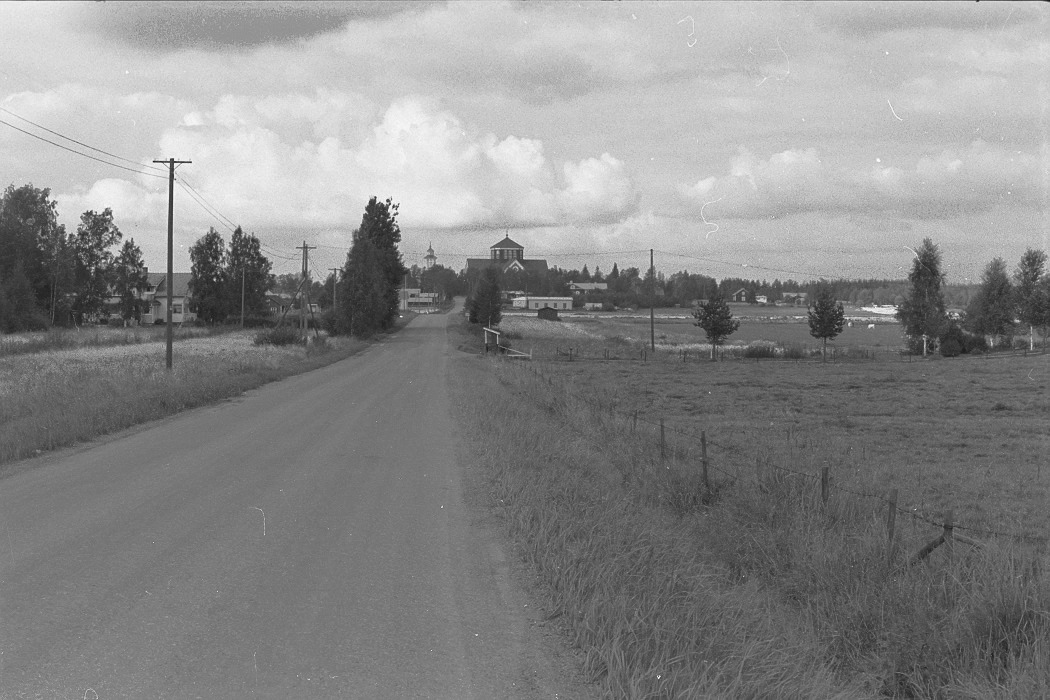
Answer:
[0,328,369,468]
[451,315,1050,698]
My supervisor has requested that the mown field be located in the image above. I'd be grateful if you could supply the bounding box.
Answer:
[451,311,1050,698]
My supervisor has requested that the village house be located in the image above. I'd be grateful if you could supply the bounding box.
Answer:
[142,272,196,324]
[568,282,608,295]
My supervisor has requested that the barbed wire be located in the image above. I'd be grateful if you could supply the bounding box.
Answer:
[507,357,1049,545]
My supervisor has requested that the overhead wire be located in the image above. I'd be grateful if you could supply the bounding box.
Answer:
[0,106,168,176]
[0,116,167,179]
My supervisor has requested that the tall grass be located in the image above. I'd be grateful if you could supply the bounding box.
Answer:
[0,325,222,357]
[451,340,1050,698]
[0,331,366,468]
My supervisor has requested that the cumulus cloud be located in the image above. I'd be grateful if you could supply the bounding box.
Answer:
[56,178,165,224]
[155,94,638,232]
[677,141,1041,221]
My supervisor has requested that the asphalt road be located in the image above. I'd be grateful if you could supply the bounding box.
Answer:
[0,311,584,699]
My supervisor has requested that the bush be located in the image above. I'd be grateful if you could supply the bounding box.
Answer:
[963,332,988,354]
[743,341,777,359]
[782,343,807,360]
[253,325,303,346]
[939,337,962,357]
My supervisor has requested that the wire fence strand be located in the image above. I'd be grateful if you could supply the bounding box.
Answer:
[506,356,1048,545]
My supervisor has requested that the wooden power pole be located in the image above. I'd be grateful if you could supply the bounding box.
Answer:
[152,157,191,370]
[297,241,315,338]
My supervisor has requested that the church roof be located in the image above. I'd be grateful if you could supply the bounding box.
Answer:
[490,236,523,250]
[465,258,548,275]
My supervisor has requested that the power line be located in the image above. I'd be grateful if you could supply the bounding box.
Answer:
[1,117,166,179]
[176,181,237,234]
[0,106,167,174]
[179,176,239,232]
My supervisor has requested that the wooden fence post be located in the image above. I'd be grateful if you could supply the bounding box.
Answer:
[660,418,665,462]
[944,509,954,559]
[886,488,899,566]
[820,467,829,505]
[700,431,709,491]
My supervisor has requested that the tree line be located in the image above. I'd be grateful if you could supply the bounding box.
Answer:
[0,183,150,331]
[896,239,1050,355]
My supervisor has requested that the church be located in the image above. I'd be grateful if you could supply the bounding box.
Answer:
[464,236,549,275]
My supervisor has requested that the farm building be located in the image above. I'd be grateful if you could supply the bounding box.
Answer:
[730,287,748,302]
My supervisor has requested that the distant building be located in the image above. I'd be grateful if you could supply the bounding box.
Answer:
[511,296,572,311]
[399,288,440,311]
[424,242,437,269]
[568,282,608,295]
[465,236,549,276]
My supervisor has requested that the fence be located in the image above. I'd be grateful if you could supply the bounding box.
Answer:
[501,354,1049,568]
[545,343,1048,365]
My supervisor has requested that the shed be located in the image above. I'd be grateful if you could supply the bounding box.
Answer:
[537,307,560,321]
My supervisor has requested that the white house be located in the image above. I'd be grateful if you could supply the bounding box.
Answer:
[399,288,439,311]
[511,296,573,311]
[142,272,196,324]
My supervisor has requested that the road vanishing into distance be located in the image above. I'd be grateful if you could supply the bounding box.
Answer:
[0,311,587,699]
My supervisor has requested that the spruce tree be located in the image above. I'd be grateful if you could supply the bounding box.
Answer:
[808,284,846,361]
[469,267,502,326]
[693,294,739,360]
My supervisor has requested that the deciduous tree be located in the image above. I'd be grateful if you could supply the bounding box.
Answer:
[965,257,1014,347]
[225,226,273,322]
[693,294,739,360]
[808,284,846,361]
[70,208,122,323]
[113,238,149,323]
[189,227,227,324]
[896,238,947,355]
[1014,248,1047,351]
[0,184,70,327]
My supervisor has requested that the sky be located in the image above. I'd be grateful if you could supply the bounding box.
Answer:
[0,1,1047,283]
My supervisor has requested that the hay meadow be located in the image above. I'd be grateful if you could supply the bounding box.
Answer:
[451,309,1050,698]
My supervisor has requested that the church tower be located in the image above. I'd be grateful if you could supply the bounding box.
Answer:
[424,242,437,269]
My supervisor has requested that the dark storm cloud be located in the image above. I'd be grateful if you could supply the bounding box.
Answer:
[73,1,432,50]
[812,2,1044,36]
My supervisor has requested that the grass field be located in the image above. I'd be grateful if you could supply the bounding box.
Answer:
[0,324,380,469]
[498,313,1049,540]
[451,311,1050,698]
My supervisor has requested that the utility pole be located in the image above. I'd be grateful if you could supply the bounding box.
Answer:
[650,248,656,352]
[153,157,191,370]
[403,272,408,314]
[329,267,340,312]
[297,241,316,338]
[240,266,246,328]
